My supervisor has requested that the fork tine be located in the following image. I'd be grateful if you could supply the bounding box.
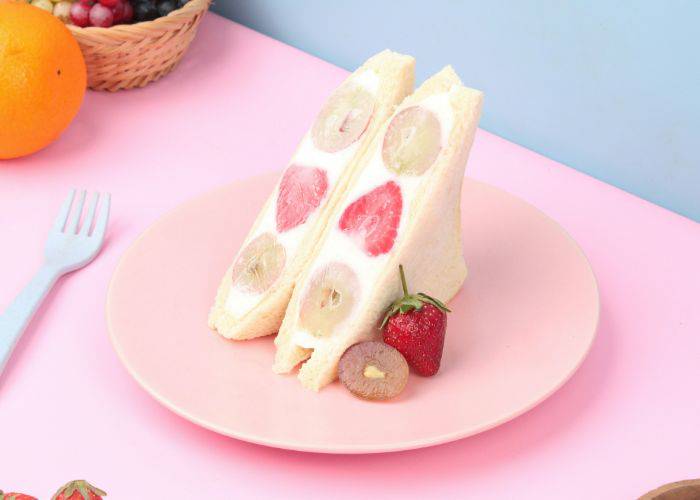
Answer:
[66,190,86,234]
[79,192,100,236]
[52,189,76,233]
[92,193,111,243]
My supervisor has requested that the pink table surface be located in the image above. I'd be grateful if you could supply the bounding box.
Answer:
[1,13,698,500]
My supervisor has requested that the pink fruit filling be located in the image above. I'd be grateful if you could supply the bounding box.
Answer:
[338,181,402,257]
[276,165,329,233]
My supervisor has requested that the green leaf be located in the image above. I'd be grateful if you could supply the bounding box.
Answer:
[380,265,450,329]
[417,293,451,313]
[78,485,90,500]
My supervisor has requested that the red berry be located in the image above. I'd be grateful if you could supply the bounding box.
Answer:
[89,2,114,26]
[275,165,328,233]
[52,480,106,500]
[111,0,124,22]
[382,265,450,376]
[121,0,133,22]
[339,181,402,256]
[99,0,118,5]
[69,2,91,26]
[0,493,37,500]
[384,303,446,376]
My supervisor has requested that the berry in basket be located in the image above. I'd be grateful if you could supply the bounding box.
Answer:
[68,2,90,26]
[30,0,54,13]
[88,2,114,27]
[52,1,73,22]
[38,0,191,27]
[66,0,207,90]
[156,0,176,17]
[132,0,156,21]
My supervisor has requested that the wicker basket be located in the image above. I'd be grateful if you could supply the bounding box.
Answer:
[67,0,211,91]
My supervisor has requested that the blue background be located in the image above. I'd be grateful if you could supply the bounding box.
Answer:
[213,1,699,221]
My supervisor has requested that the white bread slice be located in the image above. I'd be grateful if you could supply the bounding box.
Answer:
[209,51,415,340]
[274,66,483,390]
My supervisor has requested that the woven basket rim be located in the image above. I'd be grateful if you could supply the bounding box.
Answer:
[67,0,210,35]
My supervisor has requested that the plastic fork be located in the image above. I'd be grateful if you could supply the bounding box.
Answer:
[0,190,111,376]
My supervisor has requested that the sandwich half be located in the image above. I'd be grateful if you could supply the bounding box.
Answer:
[273,66,483,390]
[209,50,415,340]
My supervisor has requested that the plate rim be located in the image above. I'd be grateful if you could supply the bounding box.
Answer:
[106,173,600,454]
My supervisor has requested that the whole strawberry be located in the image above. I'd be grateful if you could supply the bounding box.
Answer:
[382,265,449,376]
[52,480,106,500]
[0,491,38,500]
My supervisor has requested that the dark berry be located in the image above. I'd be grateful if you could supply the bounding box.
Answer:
[133,0,157,21]
[121,0,133,22]
[111,0,125,22]
[157,0,176,16]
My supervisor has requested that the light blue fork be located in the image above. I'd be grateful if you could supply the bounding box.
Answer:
[0,190,111,376]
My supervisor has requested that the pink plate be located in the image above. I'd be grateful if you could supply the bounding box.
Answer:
[107,173,599,454]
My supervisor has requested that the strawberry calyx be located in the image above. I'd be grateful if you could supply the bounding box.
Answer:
[52,480,106,500]
[381,264,450,328]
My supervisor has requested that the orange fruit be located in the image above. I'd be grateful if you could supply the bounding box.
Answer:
[0,2,87,159]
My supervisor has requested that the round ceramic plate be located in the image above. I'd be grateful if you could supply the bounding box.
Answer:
[107,173,599,454]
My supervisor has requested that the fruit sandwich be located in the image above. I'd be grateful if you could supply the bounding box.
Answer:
[209,50,416,340]
[274,66,484,391]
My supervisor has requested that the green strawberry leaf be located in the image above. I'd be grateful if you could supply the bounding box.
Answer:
[381,265,450,328]
[417,293,451,313]
[52,480,106,500]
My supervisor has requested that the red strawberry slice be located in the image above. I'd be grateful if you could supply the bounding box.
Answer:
[339,181,402,256]
[276,165,329,233]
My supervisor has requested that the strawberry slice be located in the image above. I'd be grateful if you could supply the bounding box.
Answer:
[339,181,402,256]
[276,165,329,233]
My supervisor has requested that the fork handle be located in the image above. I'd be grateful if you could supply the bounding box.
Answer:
[0,264,60,375]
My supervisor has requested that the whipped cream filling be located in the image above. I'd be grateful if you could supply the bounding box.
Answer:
[290,89,457,349]
[224,70,380,319]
